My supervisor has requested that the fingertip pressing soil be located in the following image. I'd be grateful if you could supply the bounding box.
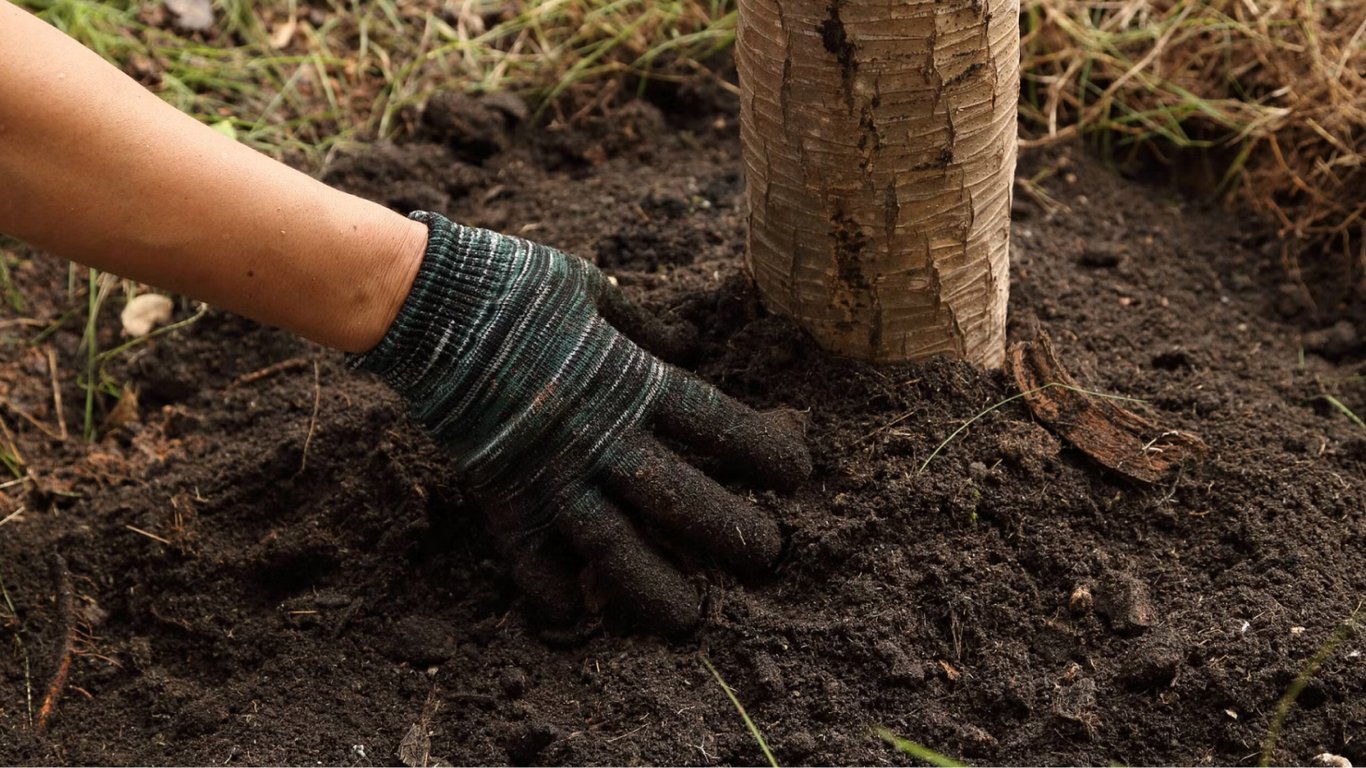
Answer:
[1,90,1362,766]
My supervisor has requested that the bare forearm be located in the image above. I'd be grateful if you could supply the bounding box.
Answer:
[0,2,424,351]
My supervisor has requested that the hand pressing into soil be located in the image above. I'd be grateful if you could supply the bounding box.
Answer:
[352,213,811,633]
[0,3,809,633]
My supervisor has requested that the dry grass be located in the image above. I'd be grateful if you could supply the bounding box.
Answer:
[18,0,1365,292]
[1023,0,1364,302]
[18,0,734,166]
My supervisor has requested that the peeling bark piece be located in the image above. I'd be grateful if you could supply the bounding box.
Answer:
[1096,573,1157,636]
[1009,332,1207,483]
[1050,675,1099,733]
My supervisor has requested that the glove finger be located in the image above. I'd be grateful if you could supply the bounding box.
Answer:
[655,372,812,492]
[482,500,583,626]
[555,485,700,635]
[602,437,783,577]
[575,258,698,365]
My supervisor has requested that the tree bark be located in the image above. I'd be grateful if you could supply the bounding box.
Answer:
[737,0,1019,367]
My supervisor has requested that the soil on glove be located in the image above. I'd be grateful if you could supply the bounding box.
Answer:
[1,88,1362,766]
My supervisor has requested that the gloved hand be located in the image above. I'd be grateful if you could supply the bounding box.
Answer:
[351,212,811,633]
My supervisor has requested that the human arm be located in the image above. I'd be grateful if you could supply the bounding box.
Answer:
[0,0,425,352]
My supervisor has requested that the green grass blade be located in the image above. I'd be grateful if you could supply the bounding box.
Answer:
[1316,395,1366,431]
[875,727,967,767]
[701,655,778,768]
[918,382,1146,474]
[1260,605,1363,766]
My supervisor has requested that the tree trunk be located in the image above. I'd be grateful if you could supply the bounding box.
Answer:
[737,0,1019,367]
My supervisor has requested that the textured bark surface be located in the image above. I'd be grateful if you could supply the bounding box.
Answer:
[738,0,1019,365]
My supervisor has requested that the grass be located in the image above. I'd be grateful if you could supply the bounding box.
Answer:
[1259,604,1363,766]
[17,0,1360,270]
[20,0,423,166]
[0,250,27,315]
[875,727,967,768]
[1021,0,1363,272]
[0,445,23,480]
[79,269,109,442]
[1316,394,1366,432]
[701,655,779,768]
[0,572,34,727]
[918,382,1146,474]
[20,0,1359,327]
[17,0,736,169]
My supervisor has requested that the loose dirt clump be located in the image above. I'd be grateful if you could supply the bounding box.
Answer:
[0,94,1362,765]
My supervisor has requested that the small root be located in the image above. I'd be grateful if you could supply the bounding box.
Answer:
[296,359,322,476]
[228,356,312,388]
[36,553,76,736]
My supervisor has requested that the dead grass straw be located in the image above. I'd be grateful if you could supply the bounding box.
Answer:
[21,1,1364,301]
[1023,0,1364,304]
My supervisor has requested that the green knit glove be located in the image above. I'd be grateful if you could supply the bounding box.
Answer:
[351,212,811,633]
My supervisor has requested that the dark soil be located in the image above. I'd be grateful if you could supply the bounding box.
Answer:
[1,90,1363,766]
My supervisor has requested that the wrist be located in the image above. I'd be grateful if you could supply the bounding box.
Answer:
[340,210,428,353]
[347,213,523,393]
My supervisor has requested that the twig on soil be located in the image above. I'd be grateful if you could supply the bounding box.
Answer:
[36,554,76,736]
[124,524,170,545]
[0,506,26,528]
[855,407,923,447]
[296,359,321,475]
[700,655,778,768]
[47,347,67,441]
[0,318,45,330]
[1260,603,1364,766]
[229,355,312,388]
[1016,174,1073,216]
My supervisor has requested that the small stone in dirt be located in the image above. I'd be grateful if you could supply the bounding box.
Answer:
[163,0,214,32]
[121,293,174,337]
[1069,584,1094,615]
[1312,754,1352,768]
[748,650,786,700]
[386,615,455,665]
[968,460,993,483]
[504,724,559,765]
[1078,243,1127,268]
[1118,633,1182,690]
[78,597,110,628]
[873,641,920,686]
[956,723,1000,757]
[1302,320,1359,361]
[498,667,528,699]
[1096,573,1156,635]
